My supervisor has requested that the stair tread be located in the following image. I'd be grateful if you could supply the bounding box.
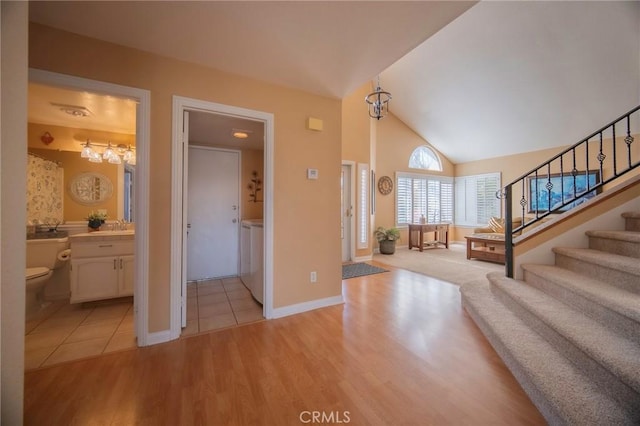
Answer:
[586,229,640,242]
[521,263,640,323]
[553,247,640,275]
[487,271,640,395]
[461,281,636,425]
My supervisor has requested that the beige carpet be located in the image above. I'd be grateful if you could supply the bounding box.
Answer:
[373,243,504,286]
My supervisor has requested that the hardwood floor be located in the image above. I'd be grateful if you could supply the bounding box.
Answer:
[24,262,545,425]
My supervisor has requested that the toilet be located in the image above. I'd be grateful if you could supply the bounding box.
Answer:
[26,236,70,317]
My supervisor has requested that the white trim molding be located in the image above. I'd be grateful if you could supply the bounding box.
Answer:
[271,295,345,319]
[28,69,151,346]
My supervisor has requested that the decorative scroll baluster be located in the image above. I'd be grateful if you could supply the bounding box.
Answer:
[597,132,606,178]
[626,115,634,168]
[520,179,526,220]
[546,163,552,214]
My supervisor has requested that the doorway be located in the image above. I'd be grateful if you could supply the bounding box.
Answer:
[27,69,151,347]
[171,96,274,339]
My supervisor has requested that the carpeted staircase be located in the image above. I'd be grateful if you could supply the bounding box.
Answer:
[460,211,640,425]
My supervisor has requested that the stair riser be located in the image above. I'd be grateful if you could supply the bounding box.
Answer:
[489,284,640,412]
[588,237,640,259]
[523,270,640,342]
[461,296,562,424]
[555,254,640,294]
[625,217,640,232]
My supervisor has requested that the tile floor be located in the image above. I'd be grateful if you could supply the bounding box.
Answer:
[24,277,263,370]
[182,276,264,337]
[24,297,135,370]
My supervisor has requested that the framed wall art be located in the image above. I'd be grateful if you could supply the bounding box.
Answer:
[528,170,600,213]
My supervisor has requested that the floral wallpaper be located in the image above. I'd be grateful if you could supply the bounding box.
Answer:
[27,154,64,225]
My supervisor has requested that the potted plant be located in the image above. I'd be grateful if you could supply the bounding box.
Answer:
[87,211,107,231]
[374,226,401,255]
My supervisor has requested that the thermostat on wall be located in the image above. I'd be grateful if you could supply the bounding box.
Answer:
[307,168,319,180]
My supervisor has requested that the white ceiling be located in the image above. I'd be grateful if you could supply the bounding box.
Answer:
[381,1,640,163]
[28,1,640,164]
[28,1,475,99]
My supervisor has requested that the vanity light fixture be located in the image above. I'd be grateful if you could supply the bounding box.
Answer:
[79,140,135,165]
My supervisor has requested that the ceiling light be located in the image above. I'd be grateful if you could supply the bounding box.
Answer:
[233,131,249,139]
[365,76,392,120]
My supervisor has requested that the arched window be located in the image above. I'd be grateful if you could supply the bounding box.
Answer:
[409,145,442,171]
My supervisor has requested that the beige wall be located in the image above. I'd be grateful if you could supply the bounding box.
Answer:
[452,136,640,241]
[241,149,264,220]
[1,2,27,423]
[375,113,455,244]
[28,123,135,222]
[29,148,120,222]
[30,23,342,330]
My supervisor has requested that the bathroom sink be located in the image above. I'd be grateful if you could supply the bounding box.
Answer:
[72,229,135,238]
[90,230,135,236]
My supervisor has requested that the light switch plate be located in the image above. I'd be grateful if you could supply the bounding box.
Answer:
[307,168,319,180]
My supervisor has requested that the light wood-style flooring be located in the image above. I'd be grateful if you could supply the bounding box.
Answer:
[24,262,545,425]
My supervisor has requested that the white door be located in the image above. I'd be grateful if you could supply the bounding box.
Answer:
[341,164,352,262]
[187,147,240,280]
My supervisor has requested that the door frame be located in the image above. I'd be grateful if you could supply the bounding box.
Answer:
[170,96,274,338]
[342,161,356,262]
[29,69,152,346]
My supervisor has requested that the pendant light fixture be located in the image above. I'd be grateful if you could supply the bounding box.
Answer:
[365,76,392,120]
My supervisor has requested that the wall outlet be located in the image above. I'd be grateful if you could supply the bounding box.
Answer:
[310,271,317,283]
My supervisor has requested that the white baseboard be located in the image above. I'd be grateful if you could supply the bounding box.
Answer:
[271,295,344,319]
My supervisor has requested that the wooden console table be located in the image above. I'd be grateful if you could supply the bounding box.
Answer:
[408,223,449,251]
[465,234,505,264]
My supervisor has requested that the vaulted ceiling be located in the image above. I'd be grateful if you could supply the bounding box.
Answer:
[29,1,640,164]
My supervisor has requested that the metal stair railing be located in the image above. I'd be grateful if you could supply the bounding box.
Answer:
[503,105,640,277]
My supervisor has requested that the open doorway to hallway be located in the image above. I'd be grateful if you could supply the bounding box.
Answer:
[181,109,266,335]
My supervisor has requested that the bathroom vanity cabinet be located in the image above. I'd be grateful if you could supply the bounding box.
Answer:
[70,236,134,303]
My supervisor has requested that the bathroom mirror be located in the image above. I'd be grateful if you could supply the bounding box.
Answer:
[69,172,114,205]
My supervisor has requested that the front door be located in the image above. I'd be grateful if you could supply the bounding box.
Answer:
[187,146,240,281]
[341,164,352,262]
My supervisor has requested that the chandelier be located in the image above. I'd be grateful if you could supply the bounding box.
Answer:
[80,140,136,165]
[365,76,392,120]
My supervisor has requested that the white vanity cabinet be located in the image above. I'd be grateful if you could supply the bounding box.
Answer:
[70,237,134,303]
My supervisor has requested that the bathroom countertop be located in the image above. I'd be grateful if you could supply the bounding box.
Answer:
[70,230,135,243]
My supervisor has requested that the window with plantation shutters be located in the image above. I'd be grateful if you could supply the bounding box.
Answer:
[395,172,453,226]
[357,163,369,249]
[454,172,501,227]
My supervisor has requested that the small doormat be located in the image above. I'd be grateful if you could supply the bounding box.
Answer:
[342,262,388,280]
